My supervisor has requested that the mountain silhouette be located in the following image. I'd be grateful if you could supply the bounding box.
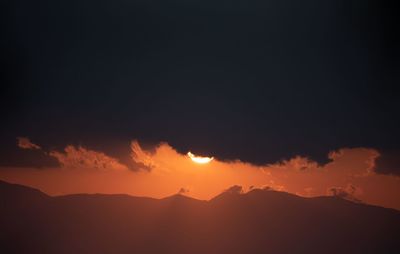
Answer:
[1,180,399,254]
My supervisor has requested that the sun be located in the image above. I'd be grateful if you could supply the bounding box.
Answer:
[187,152,214,164]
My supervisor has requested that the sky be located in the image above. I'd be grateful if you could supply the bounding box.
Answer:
[1,1,399,209]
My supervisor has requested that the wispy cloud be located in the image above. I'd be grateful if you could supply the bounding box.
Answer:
[49,145,128,171]
[17,137,41,150]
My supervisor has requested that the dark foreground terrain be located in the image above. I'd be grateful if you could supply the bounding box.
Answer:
[1,180,399,254]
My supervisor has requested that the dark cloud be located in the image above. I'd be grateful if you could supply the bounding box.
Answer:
[0,137,60,168]
[1,0,399,170]
[178,188,189,195]
[375,150,400,176]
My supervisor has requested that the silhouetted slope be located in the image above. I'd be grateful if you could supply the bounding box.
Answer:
[0,180,49,204]
[209,188,400,254]
[1,181,399,254]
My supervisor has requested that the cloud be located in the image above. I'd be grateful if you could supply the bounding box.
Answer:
[1,141,400,210]
[130,140,157,171]
[49,145,128,171]
[261,185,285,192]
[328,184,363,203]
[178,187,190,195]
[223,185,243,194]
[125,144,399,209]
[268,156,320,171]
[374,150,400,176]
[0,137,60,168]
[17,137,41,150]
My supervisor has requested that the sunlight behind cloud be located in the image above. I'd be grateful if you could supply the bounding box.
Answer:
[187,152,214,164]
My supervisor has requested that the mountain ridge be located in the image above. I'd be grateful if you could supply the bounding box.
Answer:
[1,180,399,254]
[1,179,399,212]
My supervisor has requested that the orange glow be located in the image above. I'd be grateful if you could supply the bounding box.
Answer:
[1,141,400,211]
[187,152,214,164]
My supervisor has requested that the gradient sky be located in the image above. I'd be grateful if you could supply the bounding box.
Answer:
[1,1,399,209]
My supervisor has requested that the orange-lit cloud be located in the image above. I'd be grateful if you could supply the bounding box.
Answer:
[131,140,158,171]
[1,141,399,210]
[17,137,41,150]
[49,145,128,171]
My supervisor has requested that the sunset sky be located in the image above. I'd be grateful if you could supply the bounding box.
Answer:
[1,138,399,210]
[1,1,399,210]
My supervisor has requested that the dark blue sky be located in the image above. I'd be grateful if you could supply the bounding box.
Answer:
[1,0,399,172]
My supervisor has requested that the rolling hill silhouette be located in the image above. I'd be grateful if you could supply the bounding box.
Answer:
[1,180,399,254]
